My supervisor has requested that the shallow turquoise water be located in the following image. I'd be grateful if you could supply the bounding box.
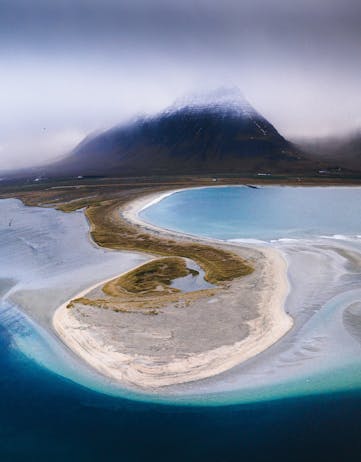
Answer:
[141,186,361,241]
[139,186,361,403]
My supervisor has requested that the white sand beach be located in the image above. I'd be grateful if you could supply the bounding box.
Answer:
[53,189,293,388]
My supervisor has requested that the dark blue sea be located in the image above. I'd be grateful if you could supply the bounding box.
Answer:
[1,326,361,462]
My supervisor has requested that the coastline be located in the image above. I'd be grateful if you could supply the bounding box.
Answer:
[2,185,361,402]
[53,187,293,389]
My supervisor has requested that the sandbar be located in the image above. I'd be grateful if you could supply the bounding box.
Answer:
[53,188,293,389]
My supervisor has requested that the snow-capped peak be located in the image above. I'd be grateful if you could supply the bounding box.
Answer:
[165,86,256,117]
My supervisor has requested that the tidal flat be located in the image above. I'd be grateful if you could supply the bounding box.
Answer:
[0,181,361,405]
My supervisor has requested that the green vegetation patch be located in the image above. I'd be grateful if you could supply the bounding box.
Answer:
[103,257,196,296]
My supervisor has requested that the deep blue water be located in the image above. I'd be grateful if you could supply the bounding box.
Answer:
[1,325,361,462]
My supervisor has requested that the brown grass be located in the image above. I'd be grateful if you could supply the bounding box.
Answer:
[86,199,253,284]
[0,179,254,286]
[103,257,195,296]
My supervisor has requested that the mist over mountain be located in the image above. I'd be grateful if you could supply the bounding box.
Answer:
[297,131,361,172]
[45,87,310,177]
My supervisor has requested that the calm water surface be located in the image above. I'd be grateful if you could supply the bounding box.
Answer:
[1,331,361,461]
[1,188,361,461]
[141,186,361,240]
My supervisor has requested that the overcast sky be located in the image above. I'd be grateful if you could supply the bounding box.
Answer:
[1,0,361,169]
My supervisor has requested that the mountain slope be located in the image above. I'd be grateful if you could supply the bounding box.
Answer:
[49,88,308,177]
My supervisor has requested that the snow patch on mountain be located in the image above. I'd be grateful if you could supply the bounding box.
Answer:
[164,86,257,117]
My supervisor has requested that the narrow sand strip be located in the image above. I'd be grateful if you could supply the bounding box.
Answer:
[53,189,293,389]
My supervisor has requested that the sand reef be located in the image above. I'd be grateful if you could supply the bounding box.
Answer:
[53,190,292,389]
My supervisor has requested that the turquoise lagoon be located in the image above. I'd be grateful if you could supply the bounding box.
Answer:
[140,186,361,241]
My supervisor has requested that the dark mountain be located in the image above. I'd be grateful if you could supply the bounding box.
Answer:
[47,87,311,177]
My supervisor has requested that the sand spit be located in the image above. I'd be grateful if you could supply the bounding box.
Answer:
[53,189,293,389]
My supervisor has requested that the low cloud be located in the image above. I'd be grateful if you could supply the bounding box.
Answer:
[1,0,360,169]
[0,129,85,171]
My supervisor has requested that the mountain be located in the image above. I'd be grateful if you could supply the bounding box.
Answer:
[46,87,310,177]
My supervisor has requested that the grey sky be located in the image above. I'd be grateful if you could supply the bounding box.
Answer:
[1,0,361,169]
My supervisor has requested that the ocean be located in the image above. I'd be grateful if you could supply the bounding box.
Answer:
[1,187,361,461]
[1,335,361,461]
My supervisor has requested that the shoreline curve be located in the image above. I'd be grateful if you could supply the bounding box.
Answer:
[53,187,293,389]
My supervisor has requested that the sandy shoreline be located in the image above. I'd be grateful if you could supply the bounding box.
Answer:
[52,186,293,389]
